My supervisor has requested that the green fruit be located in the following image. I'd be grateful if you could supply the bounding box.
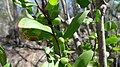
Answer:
[37,14,48,25]
[60,57,69,64]
[52,17,61,26]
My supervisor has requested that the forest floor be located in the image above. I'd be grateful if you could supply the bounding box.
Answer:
[0,39,47,67]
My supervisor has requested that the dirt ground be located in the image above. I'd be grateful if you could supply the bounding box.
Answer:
[0,40,47,67]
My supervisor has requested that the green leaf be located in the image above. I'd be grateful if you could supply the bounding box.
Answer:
[45,47,51,54]
[76,0,90,8]
[64,10,89,39]
[40,31,53,40]
[104,21,118,31]
[18,18,52,33]
[112,47,120,51]
[89,35,96,40]
[26,7,33,14]
[82,43,93,50]
[37,14,48,25]
[25,10,34,19]
[52,38,59,54]
[3,63,12,67]
[107,59,114,65]
[83,17,93,25]
[0,47,7,66]
[105,37,118,45]
[14,0,36,8]
[22,28,41,41]
[26,2,36,7]
[95,9,101,22]
[104,21,111,31]
[54,60,60,67]
[111,21,118,30]
[48,0,59,6]
[73,50,93,67]
[14,1,22,7]
[66,63,72,67]
[49,4,59,19]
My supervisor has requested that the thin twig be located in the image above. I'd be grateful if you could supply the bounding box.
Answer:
[34,0,61,57]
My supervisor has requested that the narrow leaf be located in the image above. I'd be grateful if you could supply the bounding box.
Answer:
[18,18,52,33]
[64,10,89,39]
[76,0,90,8]
[0,47,7,66]
[73,50,93,67]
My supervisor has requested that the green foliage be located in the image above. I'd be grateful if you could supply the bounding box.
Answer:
[22,28,41,41]
[81,43,93,50]
[0,47,7,66]
[45,47,52,54]
[83,17,93,25]
[111,21,118,30]
[95,9,101,22]
[105,37,118,45]
[76,0,90,8]
[0,47,11,67]
[37,14,48,25]
[104,21,111,31]
[52,38,60,55]
[14,0,36,8]
[48,4,59,19]
[48,0,59,6]
[64,10,90,39]
[89,36,96,40]
[112,47,120,51]
[60,57,69,64]
[104,21,118,31]
[3,63,12,67]
[18,18,52,33]
[87,56,99,67]
[73,50,93,67]
[107,59,114,66]
[13,0,120,67]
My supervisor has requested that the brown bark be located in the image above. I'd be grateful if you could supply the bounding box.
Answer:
[95,0,107,67]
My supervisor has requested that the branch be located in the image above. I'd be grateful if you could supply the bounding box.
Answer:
[34,0,61,57]
[6,0,14,21]
[60,0,67,16]
[96,3,107,67]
